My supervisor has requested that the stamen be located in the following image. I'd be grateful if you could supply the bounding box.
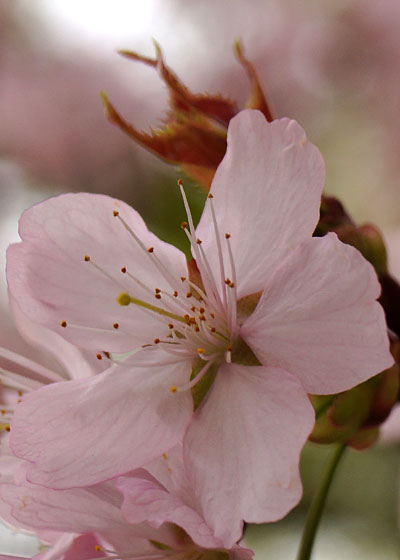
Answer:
[84,256,125,289]
[58,322,120,334]
[225,233,238,337]
[173,359,214,393]
[113,212,177,289]
[208,195,228,311]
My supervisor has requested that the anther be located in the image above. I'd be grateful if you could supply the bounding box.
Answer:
[96,353,102,360]
[180,277,186,282]
[94,545,102,552]
[196,238,202,244]
[190,306,196,312]
[170,385,177,393]
[225,233,231,239]
[147,247,154,253]
[197,348,205,354]
[181,221,188,229]
[199,307,205,313]
[225,278,231,285]
[227,345,233,352]
[117,292,131,306]
[195,326,200,332]
[155,288,161,294]
[5,425,10,432]
[84,255,90,262]
[168,323,174,329]
[154,338,160,344]
[113,210,119,217]
[113,323,119,329]
[162,453,167,459]
[229,282,235,288]
[210,327,216,333]
[186,292,193,298]
[199,315,206,321]
[120,266,127,273]
[155,294,162,300]
[177,179,183,187]
[173,291,178,297]
[208,193,214,199]
[60,320,67,328]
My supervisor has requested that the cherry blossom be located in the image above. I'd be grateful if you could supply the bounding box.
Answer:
[0,447,252,560]
[6,110,392,545]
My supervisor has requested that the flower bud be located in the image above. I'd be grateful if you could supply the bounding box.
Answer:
[102,41,273,189]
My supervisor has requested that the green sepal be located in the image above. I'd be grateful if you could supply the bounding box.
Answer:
[191,359,218,410]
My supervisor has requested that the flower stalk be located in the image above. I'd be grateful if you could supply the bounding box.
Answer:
[296,442,347,560]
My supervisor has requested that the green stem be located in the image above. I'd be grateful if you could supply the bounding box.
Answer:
[296,442,347,560]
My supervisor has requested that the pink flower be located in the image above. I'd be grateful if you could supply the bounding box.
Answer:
[6,110,392,545]
[0,449,253,560]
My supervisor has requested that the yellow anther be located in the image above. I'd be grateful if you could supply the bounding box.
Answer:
[0,423,10,432]
[84,255,90,262]
[196,238,202,244]
[197,348,205,354]
[181,221,188,229]
[117,292,131,306]
[60,320,67,328]
[147,247,154,253]
[162,453,167,459]
[94,545,102,552]
[170,385,177,393]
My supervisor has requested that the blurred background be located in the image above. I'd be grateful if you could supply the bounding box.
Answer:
[0,0,399,557]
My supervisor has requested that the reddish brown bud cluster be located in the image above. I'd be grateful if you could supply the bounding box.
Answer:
[101,40,273,190]
[310,340,400,450]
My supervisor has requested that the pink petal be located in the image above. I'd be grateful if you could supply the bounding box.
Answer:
[10,349,193,488]
[9,297,97,380]
[118,475,222,549]
[184,363,315,547]
[7,193,188,352]
[242,234,393,394]
[195,110,325,297]
[0,482,122,535]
